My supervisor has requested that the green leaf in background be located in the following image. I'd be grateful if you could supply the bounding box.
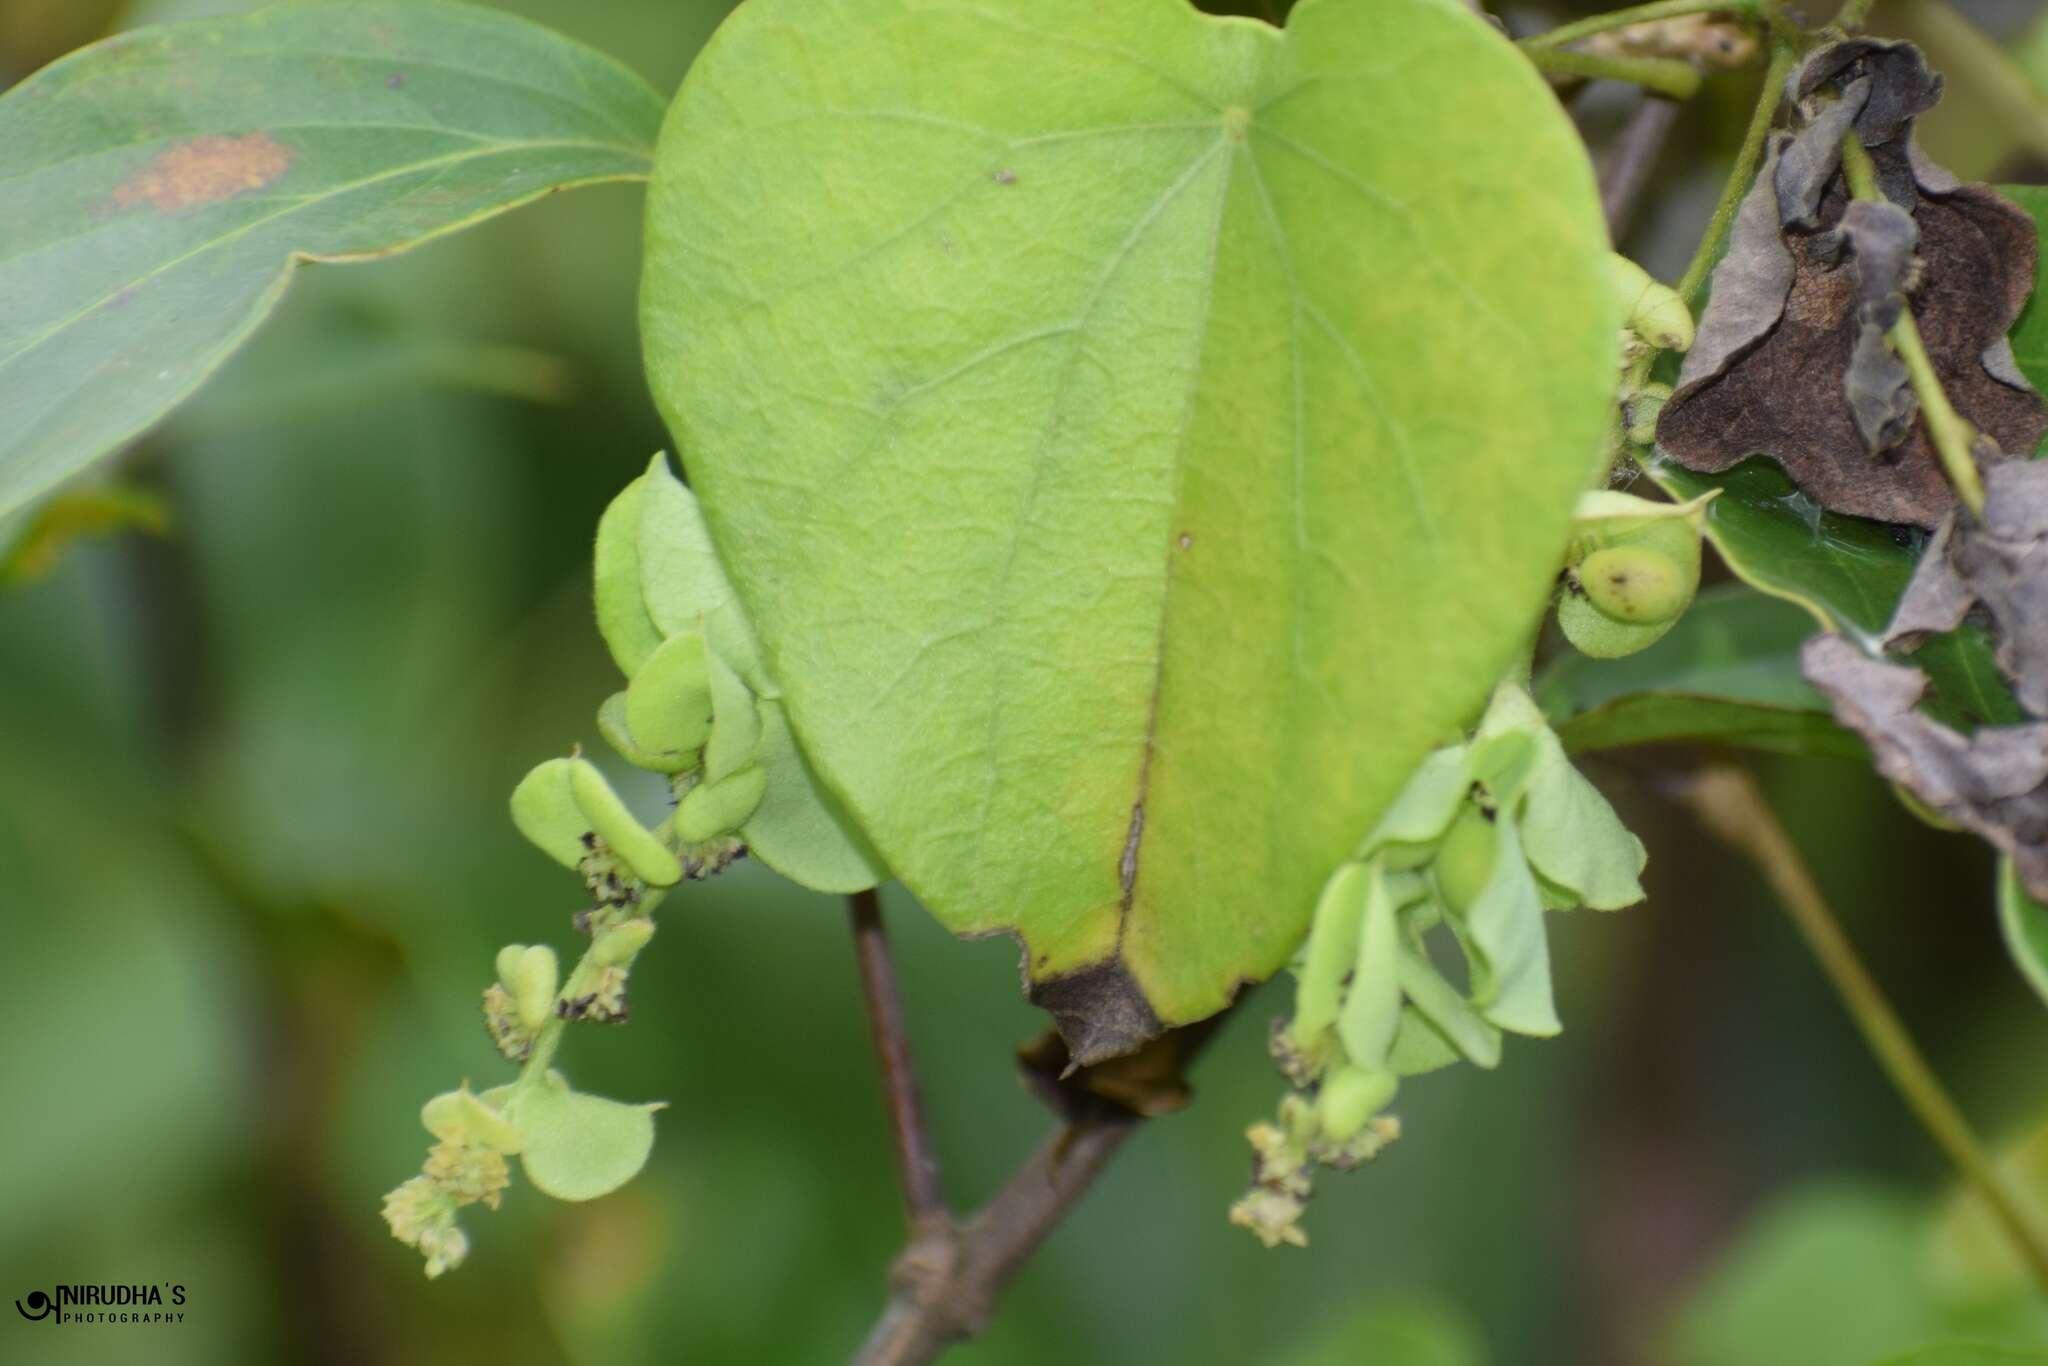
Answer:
[1999,860,2048,1011]
[1670,1182,2048,1366]
[1927,1113,2048,1314]
[1873,1349,2048,1366]
[1535,585,1864,758]
[2015,10,2048,120]
[0,0,665,520]
[2008,185,2048,445]
[1646,458,2023,732]
[1264,1298,1485,1366]
[642,0,1616,1057]
[1645,184,2048,735]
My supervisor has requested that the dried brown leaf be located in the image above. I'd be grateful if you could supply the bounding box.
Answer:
[1657,40,2046,527]
[1802,634,2048,898]
[1886,459,2048,716]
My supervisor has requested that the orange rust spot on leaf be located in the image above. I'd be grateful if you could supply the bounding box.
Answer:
[113,133,293,213]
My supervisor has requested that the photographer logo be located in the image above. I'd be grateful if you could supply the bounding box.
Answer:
[14,1284,185,1326]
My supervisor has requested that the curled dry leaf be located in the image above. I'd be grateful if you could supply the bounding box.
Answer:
[1823,199,1919,453]
[1802,634,2048,899]
[1886,459,2048,718]
[1657,40,2047,528]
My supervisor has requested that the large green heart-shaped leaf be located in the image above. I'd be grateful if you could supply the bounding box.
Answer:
[643,0,1614,1058]
[0,0,664,520]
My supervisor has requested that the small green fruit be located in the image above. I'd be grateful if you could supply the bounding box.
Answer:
[568,758,683,887]
[1317,1065,1398,1143]
[1607,253,1694,352]
[1576,545,1688,624]
[1625,381,1671,447]
[675,765,769,844]
[1434,803,1497,918]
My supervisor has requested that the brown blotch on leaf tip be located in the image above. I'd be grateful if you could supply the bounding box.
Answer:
[112,133,294,213]
[1028,958,1163,1069]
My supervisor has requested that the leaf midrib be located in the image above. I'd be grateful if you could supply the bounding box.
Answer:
[952,128,1237,948]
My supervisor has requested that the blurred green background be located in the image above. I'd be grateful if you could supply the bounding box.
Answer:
[2,1,2047,1362]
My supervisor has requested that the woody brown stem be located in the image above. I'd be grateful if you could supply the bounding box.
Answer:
[848,889,948,1227]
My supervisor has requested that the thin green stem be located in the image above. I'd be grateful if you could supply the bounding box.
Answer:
[1683,767,2048,1296]
[1525,45,1704,99]
[1519,0,1759,50]
[1839,136,1988,517]
[513,884,668,1091]
[1836,0,1879,30]
[1674,42,1794,305]
[1618,40,1791,413]
[1891,311,1987,514]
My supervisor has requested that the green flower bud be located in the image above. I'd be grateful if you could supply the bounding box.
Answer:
[509,757,591,870]
[593,917,655,968]
[1607,252,1693,352]
[1576,544,1688,624]
[493,945,526,993]
[568,758,683,887]
[624,631,714,766]
[481,983,531,1063]
[675,764,769,845]
[421,1086,524,1154]
[1626,381,1671,447]
[1288,862,1369,1056]
[1317,1065,1398,1143]
[1433,803,1497,918]
[1336,865,1404,1074]
[497,944,560,1034]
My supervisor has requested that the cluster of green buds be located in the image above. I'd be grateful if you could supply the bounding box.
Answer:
[1234,682,1646,1248]
[385,452,862,1279]
[584,454,884,895]
[1607,252,1693,448]
[382,752,672,1276]
[1556,489,1715,659]
[382,1086,521,1277]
